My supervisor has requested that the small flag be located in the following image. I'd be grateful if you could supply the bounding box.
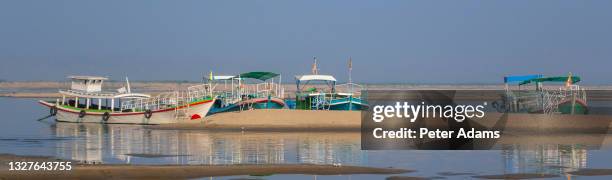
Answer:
[348,57,352,70]
[209,71,213,81]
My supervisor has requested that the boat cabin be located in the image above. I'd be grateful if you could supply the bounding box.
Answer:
[69,76,107,92]
[57,76,150,112]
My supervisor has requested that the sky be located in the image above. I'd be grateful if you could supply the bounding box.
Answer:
[0,0,611,84]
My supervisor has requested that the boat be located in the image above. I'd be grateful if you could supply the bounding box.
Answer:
[39,76,215,124]
[293,57,367,111]
[207,71,285,115]
[499,73,588,114]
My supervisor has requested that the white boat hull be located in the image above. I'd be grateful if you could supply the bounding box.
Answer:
[39,100,215,125]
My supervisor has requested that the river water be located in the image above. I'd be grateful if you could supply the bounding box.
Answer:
[1,98,612,179]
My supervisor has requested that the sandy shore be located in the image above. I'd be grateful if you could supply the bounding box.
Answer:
[151,110,612,132]
[0,154,411,179]
[151,109,361,131]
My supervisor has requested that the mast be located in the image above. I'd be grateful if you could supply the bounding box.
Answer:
[312,56,319,75]
[125,77,131,93]
[348,57,352,84]
[348,57,353,93]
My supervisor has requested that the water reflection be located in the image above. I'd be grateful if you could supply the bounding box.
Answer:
[503,144,588,175]
[52,123,364,165]
[49,122,610,177]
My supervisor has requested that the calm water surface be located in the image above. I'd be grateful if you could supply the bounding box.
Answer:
[1,98,612,179]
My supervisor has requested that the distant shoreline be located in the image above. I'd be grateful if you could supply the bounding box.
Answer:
[3,81,612,98]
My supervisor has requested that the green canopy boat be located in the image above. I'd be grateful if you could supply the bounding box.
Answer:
[207,71,285,115]
[501,73,588,114]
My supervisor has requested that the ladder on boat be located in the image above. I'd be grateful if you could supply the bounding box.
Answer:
[174,91,190,120]
[311,93,332,110]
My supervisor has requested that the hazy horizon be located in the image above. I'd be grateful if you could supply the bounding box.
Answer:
[1,1,611,84]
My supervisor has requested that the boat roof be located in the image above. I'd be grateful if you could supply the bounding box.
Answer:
[504,75,543,83]
[519,76,581,85]
[67,76,108,80]
[212,72,279,81]
[212,75,236,80]
[238,72,279,81]
[295,74,337,82]
[59,89,150,99]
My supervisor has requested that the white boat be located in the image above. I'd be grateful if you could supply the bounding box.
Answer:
[39,76,215,124]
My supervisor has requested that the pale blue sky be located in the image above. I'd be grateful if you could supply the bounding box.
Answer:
[1,0,611,84]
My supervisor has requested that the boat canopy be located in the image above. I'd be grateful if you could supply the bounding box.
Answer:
[504,75,543,84]
[212,75,236,80]
[519,76,581,86]
[67,76,108,81]
[238,72,279,81]
[295,75,337,82]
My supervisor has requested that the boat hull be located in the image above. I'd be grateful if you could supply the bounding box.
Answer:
[557,99,588,115]
[329,97,367,111]
[39,99,215,125]
[329,102,366,111]
[208,97,285,115]
[295,95,367,111]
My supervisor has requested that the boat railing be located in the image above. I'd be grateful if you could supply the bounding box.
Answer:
[120,84,214,112]
[335,83,364,96]
[235,82,283,99]
[186,84,214,102]
[304,89,336,110]
[505,90,544,112]
[506,85,587,114]
[120,91,178,112]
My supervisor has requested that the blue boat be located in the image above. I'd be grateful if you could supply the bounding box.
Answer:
[293,57,367,111]
[207,71,286,115]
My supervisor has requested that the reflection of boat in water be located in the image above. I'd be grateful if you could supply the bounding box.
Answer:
[51,122,364,165]
[207,71,285,115]
[39,76,215,124]
[502,144,588,175]
[292,57,367,111]
[53,123,106,164]
[500,73,588,114]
